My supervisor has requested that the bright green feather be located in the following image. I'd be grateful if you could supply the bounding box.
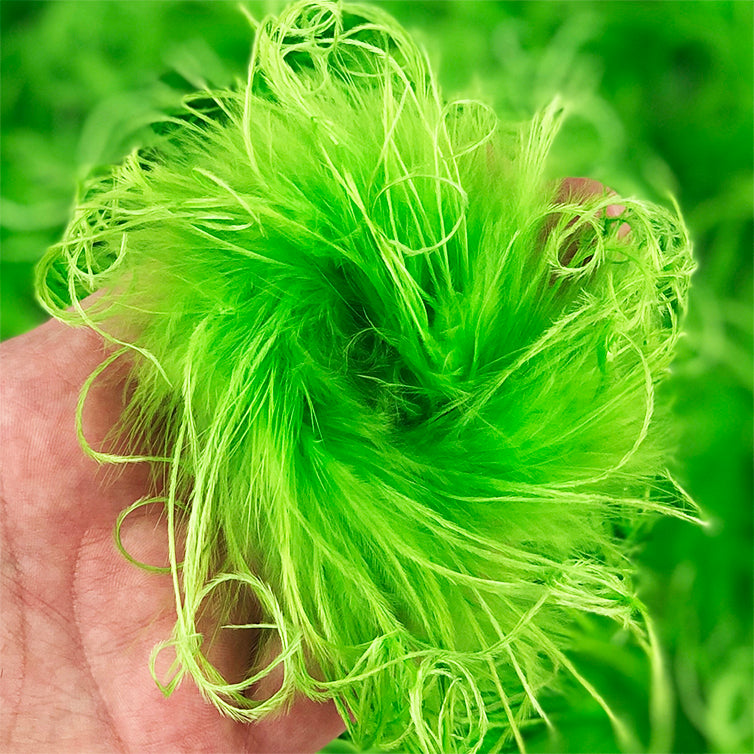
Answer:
[36,2,697,752]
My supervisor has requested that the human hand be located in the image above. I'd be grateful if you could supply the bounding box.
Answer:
[0,317,345,753]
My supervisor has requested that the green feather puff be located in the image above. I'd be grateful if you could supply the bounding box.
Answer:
[36,2,698,751]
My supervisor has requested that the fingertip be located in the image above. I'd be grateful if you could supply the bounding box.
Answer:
[606,203,626,219]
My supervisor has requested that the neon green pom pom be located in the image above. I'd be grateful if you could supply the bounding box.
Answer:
[36,2,698,751]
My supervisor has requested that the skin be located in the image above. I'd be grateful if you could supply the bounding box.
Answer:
[0,317,346,753]
[553,177,630,265]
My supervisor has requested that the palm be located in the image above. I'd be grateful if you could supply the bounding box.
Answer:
[0,319,344,753]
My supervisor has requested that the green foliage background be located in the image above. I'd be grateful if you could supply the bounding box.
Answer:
[2,2,751,752]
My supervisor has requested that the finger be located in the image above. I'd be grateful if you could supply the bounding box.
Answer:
[557,176,631,240]
[108,498,346,753]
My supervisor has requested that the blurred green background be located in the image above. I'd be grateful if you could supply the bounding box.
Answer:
[2,2,751,752]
